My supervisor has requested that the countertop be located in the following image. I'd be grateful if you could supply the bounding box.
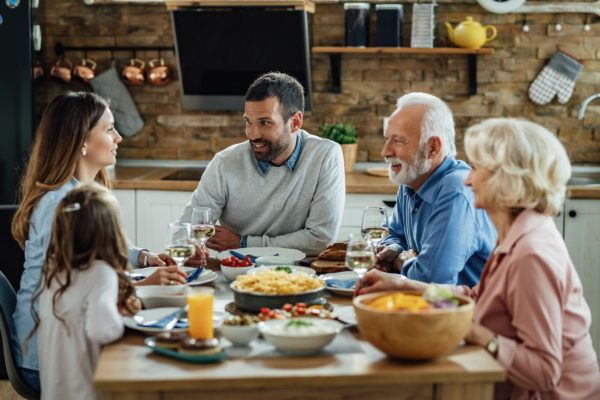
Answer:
[109,161,600,198]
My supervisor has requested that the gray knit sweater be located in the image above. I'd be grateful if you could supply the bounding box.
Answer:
[178,130,345,256]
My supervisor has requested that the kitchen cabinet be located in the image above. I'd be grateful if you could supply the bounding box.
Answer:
[136,190,193,253]
[113,189,137,245]
[338,193,396,241]
[563,199,600,361]
[553,210,564,236]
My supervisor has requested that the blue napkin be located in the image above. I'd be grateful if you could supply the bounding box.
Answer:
[138,309,189,329]
[186,267,203,283]
[229,250,279,263]
[325,279,357,289]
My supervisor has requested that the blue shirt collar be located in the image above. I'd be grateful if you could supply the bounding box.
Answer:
[256,133,303,174]
[405,157,456,204]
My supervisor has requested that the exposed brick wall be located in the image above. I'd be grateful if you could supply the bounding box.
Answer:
[35,0,600,163]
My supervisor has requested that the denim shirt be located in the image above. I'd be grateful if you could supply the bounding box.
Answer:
[11,177,141,371]
[380,157,497,287]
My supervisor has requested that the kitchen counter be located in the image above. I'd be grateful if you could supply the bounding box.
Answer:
[110,165,398,194]
[110,164,600,198]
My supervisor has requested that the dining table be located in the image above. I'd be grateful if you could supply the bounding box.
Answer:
[94,265,505,400]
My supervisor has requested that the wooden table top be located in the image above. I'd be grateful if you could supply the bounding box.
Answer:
[94,274,505,393]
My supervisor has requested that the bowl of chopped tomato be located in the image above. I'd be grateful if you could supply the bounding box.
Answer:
[353,286,474,360]
[220,255,255,282]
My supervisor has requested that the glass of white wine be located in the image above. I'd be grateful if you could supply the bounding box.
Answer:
[361,206,389,248]
[345,233,376,278]
[191,207,214,266]
[165,222,194,268]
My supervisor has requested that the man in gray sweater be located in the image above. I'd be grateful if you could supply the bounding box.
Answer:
[179,72,345,256]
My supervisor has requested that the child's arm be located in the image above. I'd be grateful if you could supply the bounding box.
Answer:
[85,265,125,345]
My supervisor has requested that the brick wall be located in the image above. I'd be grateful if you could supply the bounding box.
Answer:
[35,0,600,163]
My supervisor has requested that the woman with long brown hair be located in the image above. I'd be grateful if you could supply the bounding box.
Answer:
[11,91,186,390]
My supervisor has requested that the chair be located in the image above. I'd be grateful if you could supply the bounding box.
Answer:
[0,271,40,399]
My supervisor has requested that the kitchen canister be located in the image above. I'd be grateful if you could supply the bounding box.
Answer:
[345,3,370,47]
[376,4,403,47]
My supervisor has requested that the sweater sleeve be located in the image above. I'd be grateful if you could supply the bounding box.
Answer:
[84,264,124,345]
[246,144,345,255]
[495,253,563,392]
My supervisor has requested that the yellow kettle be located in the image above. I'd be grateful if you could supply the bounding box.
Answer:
[445,17,497,49]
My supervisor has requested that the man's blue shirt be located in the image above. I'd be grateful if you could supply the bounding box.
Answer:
[380,157,497,287]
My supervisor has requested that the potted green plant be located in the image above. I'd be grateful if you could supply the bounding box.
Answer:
[319,123,358,172]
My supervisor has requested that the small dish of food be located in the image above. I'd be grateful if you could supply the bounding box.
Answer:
[219,315,260,347]
[220,255,255,282]
[258,317,343,355]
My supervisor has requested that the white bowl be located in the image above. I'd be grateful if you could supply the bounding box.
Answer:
[255,256,295,266]
[136,285,191,309]
[247,265,316,276]
[258,318,343,355]
[219,323,259,347]
[221,264,255,282]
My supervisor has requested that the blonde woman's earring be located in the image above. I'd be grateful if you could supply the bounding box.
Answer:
[82,147,87,157]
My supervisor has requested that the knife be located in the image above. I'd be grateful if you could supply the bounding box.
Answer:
[163,306,188,331]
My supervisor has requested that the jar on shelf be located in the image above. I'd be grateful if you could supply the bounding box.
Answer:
[376,4,403,47]
[344,3,370,47]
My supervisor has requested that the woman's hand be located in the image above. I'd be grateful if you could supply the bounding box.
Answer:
[355,269,425,295]
[465,322,495,348]
[135,265,187,286]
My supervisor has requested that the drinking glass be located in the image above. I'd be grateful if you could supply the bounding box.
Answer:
[165,222,194,268]
[361,206,389,248]
[191,207,214,265]
[345,233,376,277]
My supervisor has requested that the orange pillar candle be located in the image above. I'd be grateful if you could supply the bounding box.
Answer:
[187,292,214,339]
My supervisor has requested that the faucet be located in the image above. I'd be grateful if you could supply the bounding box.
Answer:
[578,93,600,120]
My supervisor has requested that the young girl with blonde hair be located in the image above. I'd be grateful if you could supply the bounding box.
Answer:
[31,183,139,400]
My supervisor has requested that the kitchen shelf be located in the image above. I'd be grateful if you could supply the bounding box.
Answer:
[165,0,315,12]
[312,46,494,95]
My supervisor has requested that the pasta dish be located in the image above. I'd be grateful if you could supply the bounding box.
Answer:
[232,270,324,295]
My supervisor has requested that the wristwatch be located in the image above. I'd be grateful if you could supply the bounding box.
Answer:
[486,335,499,356]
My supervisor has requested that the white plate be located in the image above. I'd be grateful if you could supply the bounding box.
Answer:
[335,305,357,326]
[123,307,188,333]
[129,267,218,287]
[321,271,358,297]
[247,265,316,276]
[217,247,306,262]
[123,307,227,334]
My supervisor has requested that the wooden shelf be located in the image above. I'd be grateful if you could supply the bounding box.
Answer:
[312,46,494,55]
[165,0,315,12]
[312,46,494,95]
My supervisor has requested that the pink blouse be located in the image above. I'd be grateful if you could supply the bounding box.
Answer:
[455,209,600,400]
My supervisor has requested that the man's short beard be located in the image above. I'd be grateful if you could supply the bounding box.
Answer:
[386,146,432,186]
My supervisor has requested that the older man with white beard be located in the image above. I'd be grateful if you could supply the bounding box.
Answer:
[376,92,496,287]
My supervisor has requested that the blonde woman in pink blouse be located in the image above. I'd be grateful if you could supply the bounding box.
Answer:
[358,118,600,400]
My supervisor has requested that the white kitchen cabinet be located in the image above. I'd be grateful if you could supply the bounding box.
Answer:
[553,210,564,236]
[563,199,600,360]
[112,189,137,246]
[338,193,396,241]
[136,190,193,253]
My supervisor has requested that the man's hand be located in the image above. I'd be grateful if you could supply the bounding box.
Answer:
[185,244,209,267]
[206,225,241,252]
[375,247,399,272]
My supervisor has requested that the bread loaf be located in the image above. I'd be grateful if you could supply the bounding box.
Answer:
[318,242,347,261]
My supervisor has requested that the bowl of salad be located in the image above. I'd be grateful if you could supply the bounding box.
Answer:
[220,255,255,282]
[353,286,474,360]
[258,317,343,355]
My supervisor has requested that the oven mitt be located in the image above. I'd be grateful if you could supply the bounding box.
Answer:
[529,50,583,105]
[90,61,144,137]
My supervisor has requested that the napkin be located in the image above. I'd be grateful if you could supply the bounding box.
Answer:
[186,267,203,283]
[138,309,189,330]
[325,279,357,289]
[229,250,279,263]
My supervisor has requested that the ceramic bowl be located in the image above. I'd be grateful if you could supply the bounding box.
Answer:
[258,318,343,355]
[136,285,191,309]
[247,265,316,276]
[353,290,474,360]
[221,264,255,282]
[219,323,259,347]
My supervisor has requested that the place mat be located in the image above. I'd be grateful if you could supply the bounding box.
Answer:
[223,329,363,359]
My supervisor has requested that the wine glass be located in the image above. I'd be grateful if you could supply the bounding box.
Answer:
[345,233,376,278]
[165,222,194,268]
[191,207,214,264]
[361,206,389,248]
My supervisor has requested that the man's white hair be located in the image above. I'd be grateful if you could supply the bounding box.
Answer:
[396,92,457,157]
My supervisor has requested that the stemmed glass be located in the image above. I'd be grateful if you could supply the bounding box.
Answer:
[345,233,376,278]
[361,206,389,248]
[191,207,215,265]
[165,222,194,268]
